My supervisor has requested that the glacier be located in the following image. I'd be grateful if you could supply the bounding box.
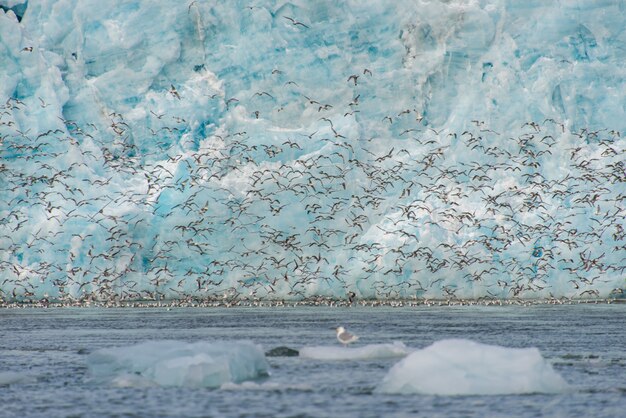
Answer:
[0,0,624,304]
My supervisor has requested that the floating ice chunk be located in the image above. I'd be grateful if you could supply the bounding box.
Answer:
[377,339,569,395]
[87,340,269,388]
[299,342,410,360]
[0,371,34,386]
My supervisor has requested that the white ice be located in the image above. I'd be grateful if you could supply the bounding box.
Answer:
[299,342,410,360]
[376,338,569,395]
[87,340,269,388]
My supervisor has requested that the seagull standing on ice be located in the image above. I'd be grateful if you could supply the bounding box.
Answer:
[336,326,359,347]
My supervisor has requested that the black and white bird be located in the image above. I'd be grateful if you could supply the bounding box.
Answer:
[336,326,359,347]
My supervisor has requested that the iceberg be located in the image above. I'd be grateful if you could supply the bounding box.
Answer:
[0,1,624,303]
[87,340,269,388]
[376,339,569,395]
[299,342,411,361]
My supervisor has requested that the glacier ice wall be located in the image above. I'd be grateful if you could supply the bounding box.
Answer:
[0,0,624,303]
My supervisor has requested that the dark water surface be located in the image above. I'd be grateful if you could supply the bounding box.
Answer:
[1,304,624,417]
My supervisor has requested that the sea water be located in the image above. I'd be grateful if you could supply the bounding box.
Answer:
[1,304,624,417]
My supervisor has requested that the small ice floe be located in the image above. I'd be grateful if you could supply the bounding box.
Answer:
[0,371,35,386]
[376,339,569,395]
[299,342,410,360]
[87,340,269,388]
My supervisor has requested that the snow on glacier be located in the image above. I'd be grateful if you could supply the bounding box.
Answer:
[0,0,624,303]
[87,340,269,388]
[376,339,569,395]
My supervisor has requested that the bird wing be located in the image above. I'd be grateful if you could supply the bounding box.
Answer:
[338,331,357,342]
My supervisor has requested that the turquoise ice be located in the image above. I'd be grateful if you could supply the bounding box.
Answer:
[0,1,624,302]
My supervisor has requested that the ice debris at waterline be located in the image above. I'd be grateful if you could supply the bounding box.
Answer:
[1,1,625,304]
[87,340,269,388]
[0,371,35,386]
[377,339,569,395]
[300,342,411,361]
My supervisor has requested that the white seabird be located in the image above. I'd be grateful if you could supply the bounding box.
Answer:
[336,326,359,347]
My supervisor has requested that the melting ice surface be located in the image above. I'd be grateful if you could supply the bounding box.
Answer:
[377,339,569,395]
[87,340,269,388]
[86,338,567,394]
[299,342,410,360]
[0,0,625,303]
[87,338,567,394]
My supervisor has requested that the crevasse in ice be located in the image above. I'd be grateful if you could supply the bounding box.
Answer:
[0,0,624,303]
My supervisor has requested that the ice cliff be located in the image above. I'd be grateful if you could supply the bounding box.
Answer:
[0,0,624,303]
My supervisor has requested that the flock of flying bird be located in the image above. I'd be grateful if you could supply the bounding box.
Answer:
[0,8,625,306]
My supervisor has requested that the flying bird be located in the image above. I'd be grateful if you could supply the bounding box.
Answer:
[283,16,309,28]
